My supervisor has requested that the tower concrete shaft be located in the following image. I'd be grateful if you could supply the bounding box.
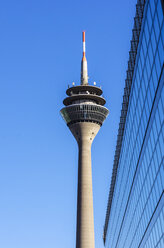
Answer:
[69,122,100,248]
[60,31,108,248]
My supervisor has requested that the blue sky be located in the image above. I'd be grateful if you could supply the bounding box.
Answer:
[0,0,136,247]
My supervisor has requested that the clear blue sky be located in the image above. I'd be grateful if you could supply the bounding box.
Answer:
[0,0,136,247]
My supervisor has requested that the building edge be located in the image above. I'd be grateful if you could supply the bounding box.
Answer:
[103,0,146,244]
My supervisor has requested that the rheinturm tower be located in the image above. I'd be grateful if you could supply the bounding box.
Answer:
[60,32,109,248]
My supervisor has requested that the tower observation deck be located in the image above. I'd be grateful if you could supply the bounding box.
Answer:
[60,31,109,248]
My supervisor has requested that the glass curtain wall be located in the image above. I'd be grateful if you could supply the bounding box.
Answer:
[104,0,164,247]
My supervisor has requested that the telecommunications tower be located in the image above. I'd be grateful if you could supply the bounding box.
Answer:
[60,31,109,248]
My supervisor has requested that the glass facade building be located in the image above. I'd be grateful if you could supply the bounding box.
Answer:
[104,0,164,247]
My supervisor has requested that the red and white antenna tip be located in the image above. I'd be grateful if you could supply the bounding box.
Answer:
[81,31,88,85]
[82,31,85,42]
[82,31,86,59]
